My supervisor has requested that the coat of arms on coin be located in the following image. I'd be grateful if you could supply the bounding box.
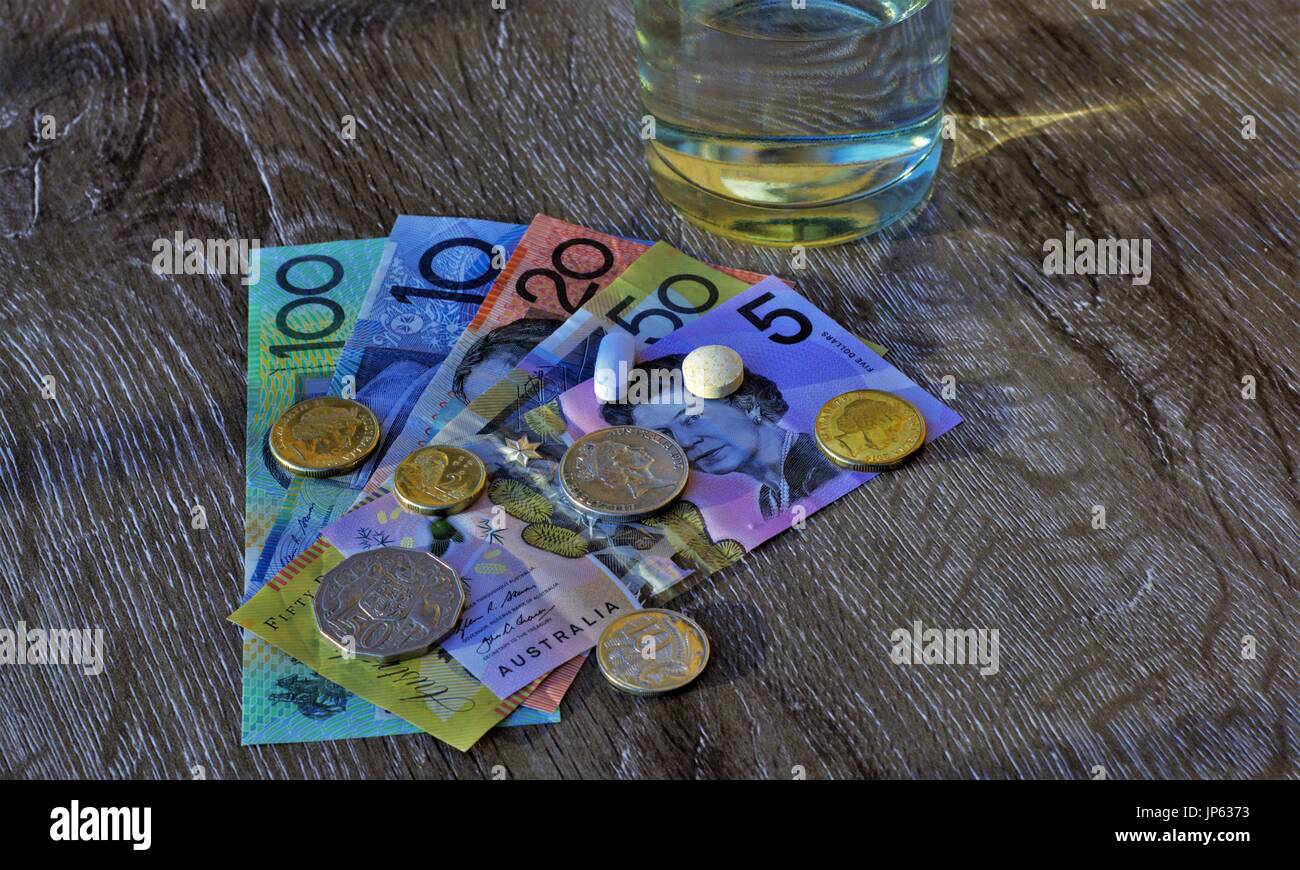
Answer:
[313,548,464,663]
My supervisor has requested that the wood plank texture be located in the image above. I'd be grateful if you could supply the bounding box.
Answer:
[0,0,1295,779]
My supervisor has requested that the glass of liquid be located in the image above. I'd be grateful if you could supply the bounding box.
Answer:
[636,0,952,247]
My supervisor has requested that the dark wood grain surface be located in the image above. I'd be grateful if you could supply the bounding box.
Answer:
[0,0,1295,780]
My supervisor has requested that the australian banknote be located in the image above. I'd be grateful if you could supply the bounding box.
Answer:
[245,238,386,587]
[268,244,761,700]
[255,271,948,705]
[434,242,767,456]
[248,218,645,637]
[257,479,659,704]
[353,215,650,496]
[241,233,548,744]
[555,277,964,594]
[231,537,547,750]
[242,238,434,743]
[236,237,743,717]
[247,217,528,601]
[360,216,769,496]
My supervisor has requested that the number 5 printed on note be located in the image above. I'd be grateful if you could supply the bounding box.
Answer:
[557,277,963,593]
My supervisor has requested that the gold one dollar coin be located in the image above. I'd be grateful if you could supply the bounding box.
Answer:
[269,397,380,478]
[394,445,487,516]
[596,608,710,696]
[814,389,926,471]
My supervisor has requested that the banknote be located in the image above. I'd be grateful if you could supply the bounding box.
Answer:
[244,493,586,741]
[245,238,386,587]
[313,475,644,697]
[240,223,575,743]
[370,704,558,729]
[241,631,551,743]
[351,215,648,496]
[291,257,775,698]
[242,238,436,744]
[497,707,562,726]
[243,610,577,743]
[271,244,782,701]
[231,538,546,751]
[432,241,887,471]
[247,216,527,600]
[434,242,769,455]
[291,278,939,701]
[241,235,733,712]
[358,216,768,495]
[555,277,964,595]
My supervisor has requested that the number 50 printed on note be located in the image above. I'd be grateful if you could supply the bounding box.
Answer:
[556,277,963,594]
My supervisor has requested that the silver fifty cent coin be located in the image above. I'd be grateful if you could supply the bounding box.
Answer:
[313,548,465,663]
[559,426,689,521]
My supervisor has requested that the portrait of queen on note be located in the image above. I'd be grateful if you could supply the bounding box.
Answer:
[599,353,839,521]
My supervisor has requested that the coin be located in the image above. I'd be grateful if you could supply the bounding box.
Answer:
[559,426,689,521]
[269,397,380,477]
[683,344,745,399]
[596,608,710,695]
[814,389,926,471]
[393,445,487,516]
[313,548,465,663]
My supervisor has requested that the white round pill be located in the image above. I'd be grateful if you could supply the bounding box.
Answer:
[683,345,745,399]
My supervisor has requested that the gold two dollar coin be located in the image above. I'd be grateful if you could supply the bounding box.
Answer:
[814,389,926,472]
[596,609,710,696]
[269,397,380,478]
[394,445,487,516]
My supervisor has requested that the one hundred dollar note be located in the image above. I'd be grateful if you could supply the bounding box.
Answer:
[556,277,964,595]
[241,231,547,744]
[247,217,526,600]
[243,237,449,742]
[245,239,385,587]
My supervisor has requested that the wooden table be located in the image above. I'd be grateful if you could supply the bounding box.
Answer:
[1,0,1294,780]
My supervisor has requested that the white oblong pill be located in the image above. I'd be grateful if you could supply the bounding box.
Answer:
[683,345,745,399]
[594,331,637,403]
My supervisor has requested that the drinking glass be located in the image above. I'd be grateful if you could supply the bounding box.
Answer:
[636,0,952,247]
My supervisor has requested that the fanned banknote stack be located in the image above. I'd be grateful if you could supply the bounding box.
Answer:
[233,214,962,750]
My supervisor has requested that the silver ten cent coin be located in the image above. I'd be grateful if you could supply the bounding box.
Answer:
[313,547,465,663]
[559,426,690,521]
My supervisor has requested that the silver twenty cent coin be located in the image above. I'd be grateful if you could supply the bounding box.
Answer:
[313,547,465,663]
[559,426,690,521]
